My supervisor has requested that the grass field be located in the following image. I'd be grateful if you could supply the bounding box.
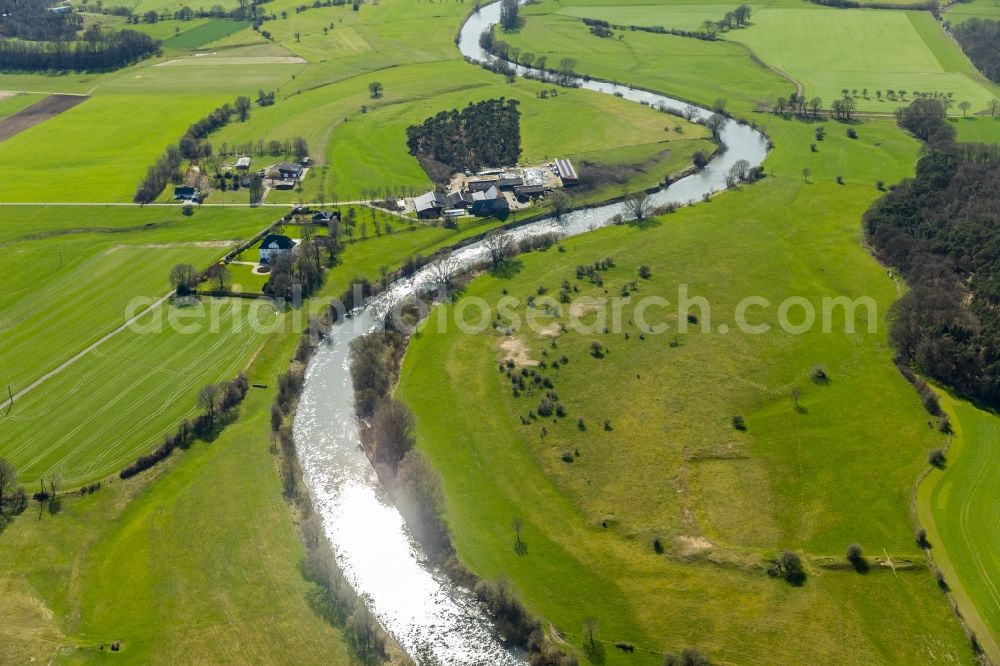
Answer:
[0,206,278,395]
[0,326,351,665]
[2,298,279,485]
[518,1,1000,115]
[0,92,46,120]
[399,174,973,664]
[163,19,252,49]
[945,0,1000,24]
[502,14,790,110]
[0,96,226,202]
[918,397,1000,663]
[552,2,764,30]
[953,115,1000,142]
[736,9,1000,113]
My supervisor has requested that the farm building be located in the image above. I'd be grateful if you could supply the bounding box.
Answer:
[259,234,295,265]
[497,174,524,190]
[467,178,499,193]
[555,158,579,186]
[448,191,474,209]
[471,186,509,216]
[270,162,304,181]
[414,191,448,219]
[235,157,252,170]
[515,184,545,200]
[312,210,340,224]
[173,186,200,203]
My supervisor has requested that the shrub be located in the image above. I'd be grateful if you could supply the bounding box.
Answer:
[577,418,586,431]
[638,263,652,279]
[846,127,858,139]
[928,448,946,468]
[537,399,554,417]
[846,543,867,572]
[732,415,746,431]
[915,528,929,548]
[770,550,806,585]
[590,341,605,358]
[811,365,829,384]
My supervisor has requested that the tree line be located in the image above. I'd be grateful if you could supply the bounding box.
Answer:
[135,95,252,203]
[0,26,159,73]
[405,98,521,181]
[865,98,1000,407]
[120,374,250,479]
[952,18,1000,85]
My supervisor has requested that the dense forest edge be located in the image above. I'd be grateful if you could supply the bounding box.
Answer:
[866,98,1000,409]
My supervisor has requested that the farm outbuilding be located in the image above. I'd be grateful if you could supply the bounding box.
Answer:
[235,157,252,170]
[270,162,304,181]
[555,158,579,186]
[471,185,509,216]
[467,178,499,193]
[312,210,340,224]
[259,234,295,265]
[414,191,448,219]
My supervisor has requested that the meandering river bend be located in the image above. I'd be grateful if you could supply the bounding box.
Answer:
[293,4,768,662]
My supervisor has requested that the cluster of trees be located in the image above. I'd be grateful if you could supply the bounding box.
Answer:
[772,93,824,118]
[603,20,717,41]
[0,26,159,72]
[120,374,249,479]
[952,18,1000,85]
[895,97,954,145]
[135,96,251,203]
[479,32,581,85]
[214,136,307,160]
[0,0,82,40]
[265,227,342,300]
[499,0,519,31]
[698,4,752,35]
[865,99,1000,407]
[405,98,521,181]
[0,458,28,533]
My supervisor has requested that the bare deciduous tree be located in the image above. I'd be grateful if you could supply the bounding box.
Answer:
[483,231,517,268]
[623,191,652,221]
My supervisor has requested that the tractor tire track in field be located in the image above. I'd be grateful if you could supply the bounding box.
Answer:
[0,94,88,143]
[0,292,172,413]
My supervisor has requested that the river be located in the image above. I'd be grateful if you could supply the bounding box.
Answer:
[292,3,769,662]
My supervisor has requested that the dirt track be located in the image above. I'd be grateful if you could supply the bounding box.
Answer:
[0,94,88,143]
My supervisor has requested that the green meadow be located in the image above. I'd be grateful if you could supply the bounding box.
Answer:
[163,19,253,49]
[0,206,277,394]
[919,397,1000,662]
[0,96,227,202]
[945,0,1000,24]
[3,299,279,486]
[400,173,972,663]
[0,92,46,119]
[0,330,350,665]
[516,0,1000,114]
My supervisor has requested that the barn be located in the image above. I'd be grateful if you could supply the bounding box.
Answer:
[555,158,579,186]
